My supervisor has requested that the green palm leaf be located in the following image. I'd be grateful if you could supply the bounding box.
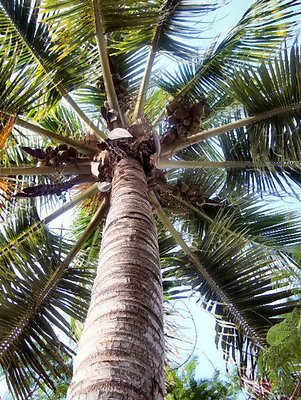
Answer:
[218,124,301,196]
[115,0,219,59]
[0,0,91,104]
[0,0,105,141]
[0,41,49,116]
[157,0,301,102]
[223,43,301,152]
[39,104,89,142]
[214,43,301,195]
[42,0,218,60]
[0,0,48,60]
[0,202,102,399]
[40,0,157,81]
[162,199,301,374]
[161,43,301,196]
[40,0,220,120]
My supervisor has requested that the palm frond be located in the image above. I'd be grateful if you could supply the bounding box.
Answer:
[218,125,301,197]
[160,42,301,196]
[0,205,73,398]
[223,42,301,155]
[0,0,48,61]
[0,41,50,117]
[224,41,301,115]
[157,0,301,102]
[0,200,106,399]
[42,0,218,60]
[209,43,301,195]
[162,199,301,375]
[40,0,156,60]
[0,1,106,140]
[144,86,172,123]
[116,0,219,60]
[39,103,91,142]
[0,0,91,105]
[230,199,301,252]
[41,0,220,122]
[72,86,106,120]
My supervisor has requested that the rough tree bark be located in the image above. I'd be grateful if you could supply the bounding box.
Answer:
[67,158,165,400]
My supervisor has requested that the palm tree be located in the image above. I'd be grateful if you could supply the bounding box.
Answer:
[165,357,239,399]
[0,0,301,398]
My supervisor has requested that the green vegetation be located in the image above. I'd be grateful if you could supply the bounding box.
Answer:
[165,358,239,400]
[259,308,301,397]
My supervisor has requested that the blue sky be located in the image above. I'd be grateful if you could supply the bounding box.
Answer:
[210,0,254,34]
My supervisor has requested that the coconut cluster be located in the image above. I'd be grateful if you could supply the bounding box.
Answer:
[98,73,130,113]
[161,99,206,145]
[154,178,221,211]
[172,179,204,203]
[22,144,81,167]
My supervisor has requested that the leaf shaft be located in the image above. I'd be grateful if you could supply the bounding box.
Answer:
[62,92,106,140]
[159,159,255,169]
[0,183,99,261]
[133,47,156,121]
[16,117,97,155]
[92,0,126,128]
[150,192,263,347]
[159,159,301,169]
[0,164,91,176]
[0,196,106,361]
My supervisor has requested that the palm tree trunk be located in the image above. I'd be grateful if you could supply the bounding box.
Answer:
[67,158,165,400]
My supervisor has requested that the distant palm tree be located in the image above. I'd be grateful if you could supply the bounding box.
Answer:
[165,357,239,399]
[0,0,301,399]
